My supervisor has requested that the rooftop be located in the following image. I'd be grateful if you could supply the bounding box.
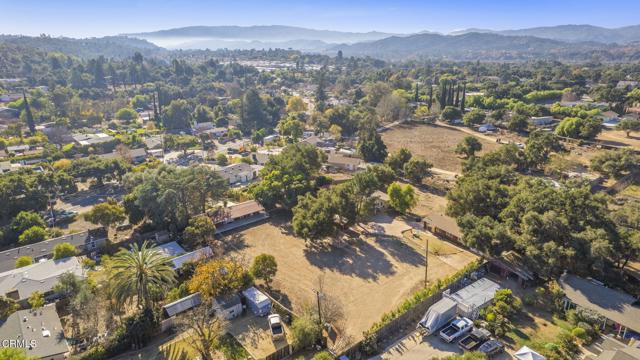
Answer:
[0,304,68,359]
[163,292,202,317]
[558,273,640,332]
[327,153,362,166]
[171,246,213,269]
[0,228,106,273]
[0,257,84,301]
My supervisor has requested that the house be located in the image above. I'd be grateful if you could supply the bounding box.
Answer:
[6,144,30,155]
[157,241,186,258]
[212,293,243,320]
[192,122,215,135]
[616,81,639,90]
[372,190,390,212]
[209,127,229,138]
[263,134,280,143]
[423,213,462,244]
[326,153,362,172]
[97,148,146,163]
[252,149,282,165]
[0,304,69,360]
[0,257,85,305]
[478,123,497,133]
[530,116,556,127]
[303,135,336,149]
[0,106,19,121]
[216,163,260,185]
[558,273,640,336]
[488,251,535,287]
[143,135,163,150]
[0,161,22,173]
[72,132,115,146]
[211,200,269,234]
[0,228,107,273]
[170,246,213,269]
[163,292,202,318]
[599,111,620,124]
[0,93,21,103]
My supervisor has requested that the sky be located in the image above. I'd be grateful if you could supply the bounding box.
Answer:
[2,0,640,37]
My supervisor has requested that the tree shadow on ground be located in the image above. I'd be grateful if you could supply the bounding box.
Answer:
[303,236,396,281]
[372,235,425,268]
[223,232,248,252]
[263,287,293,311]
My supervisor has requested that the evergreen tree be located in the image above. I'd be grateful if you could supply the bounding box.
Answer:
[22,91,35,133]
[428,79,433,111]
[357,117,387,162]
[93,56,106,88]
[240,89,266,134]
[460,83,466,112]
[454,84,461,107]
[414,83,419,103]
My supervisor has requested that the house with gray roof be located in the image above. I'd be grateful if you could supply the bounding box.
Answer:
[0,228,107,273]
[0,257,85,305]
[559,273,640,337]
[0,304,69,360]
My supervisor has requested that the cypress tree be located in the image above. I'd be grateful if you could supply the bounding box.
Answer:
[414,83,419,103]
[427,80,433,111]
[460,83,466,113]
[448,82,454,106]
[454,84,460,107]
[22,90,35,133]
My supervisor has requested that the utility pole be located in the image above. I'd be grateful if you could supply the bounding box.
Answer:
[424,234,429,287]
[315,290,323,329]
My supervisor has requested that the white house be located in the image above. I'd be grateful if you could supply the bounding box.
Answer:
[326,153,362,172]
[212,294,243,320]
[216,163,260,185]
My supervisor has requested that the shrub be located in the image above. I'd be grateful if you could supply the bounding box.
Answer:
[571,327,588,340]
[314,351,333,360]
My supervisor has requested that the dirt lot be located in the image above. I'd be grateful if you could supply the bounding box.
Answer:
[597,129,640,149]
[382,124,499,173]
[225,212,478,350]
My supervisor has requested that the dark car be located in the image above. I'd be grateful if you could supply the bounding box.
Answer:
[478,339,504,357]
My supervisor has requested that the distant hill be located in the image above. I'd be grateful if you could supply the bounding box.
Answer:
[124,25,395,50]
[450,25,640,44]
[331,32,640,61]
[0,35,166,58]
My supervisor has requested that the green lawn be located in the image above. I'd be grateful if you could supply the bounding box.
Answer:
[505,307,572,351]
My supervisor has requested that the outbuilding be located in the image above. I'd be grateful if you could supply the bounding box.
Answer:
[242,287,272,316]
[212,293,243,320]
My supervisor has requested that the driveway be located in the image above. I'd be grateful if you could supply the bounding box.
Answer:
[371,331,462,360]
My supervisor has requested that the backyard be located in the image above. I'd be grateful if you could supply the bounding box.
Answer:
[225,211,478,350]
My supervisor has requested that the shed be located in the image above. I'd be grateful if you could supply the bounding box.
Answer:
[242,287,272,316]
[417,297,457,335]
[163,292,202,318]
[444,278,500,318]
[489,250,535,286]
[213,294,242,320]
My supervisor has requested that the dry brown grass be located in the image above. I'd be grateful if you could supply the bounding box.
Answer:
[382,123,499,173]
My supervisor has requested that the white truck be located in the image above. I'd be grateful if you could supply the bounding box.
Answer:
[268,314,285,341]
[439,317,473,343]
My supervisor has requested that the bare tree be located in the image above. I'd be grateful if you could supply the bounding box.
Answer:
[177,301,227,360]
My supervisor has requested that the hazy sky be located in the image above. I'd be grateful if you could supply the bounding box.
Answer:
[2,0,640,37]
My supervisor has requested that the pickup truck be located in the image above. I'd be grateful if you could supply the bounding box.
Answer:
[478,339,504,357]
[268,314,285,341]
[458,328,491,350]
[439,317,473,343]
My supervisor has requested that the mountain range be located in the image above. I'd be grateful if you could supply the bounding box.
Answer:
[450,24,640,44]
[5,24,640,62]
[123,25,395,50]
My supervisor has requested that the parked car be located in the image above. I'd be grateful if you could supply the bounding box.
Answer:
[458,328,491,350]
[439,317,473,343]
[268,314,284,340]
[478,339,504,357]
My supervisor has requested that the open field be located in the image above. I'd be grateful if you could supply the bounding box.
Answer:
[597,129,640,149]
[382,123,499,173]
[225,212,478,349]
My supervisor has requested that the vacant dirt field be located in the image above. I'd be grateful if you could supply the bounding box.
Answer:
[225,213,478,349]
[382,124,499,173]
[597,129,640,149]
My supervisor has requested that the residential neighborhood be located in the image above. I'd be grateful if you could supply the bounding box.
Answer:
[1,3,640,360]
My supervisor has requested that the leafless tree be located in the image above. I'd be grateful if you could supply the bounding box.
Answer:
[177,302,227,360]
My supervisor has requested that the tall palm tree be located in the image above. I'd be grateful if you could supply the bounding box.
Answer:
[110,241,176,310]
